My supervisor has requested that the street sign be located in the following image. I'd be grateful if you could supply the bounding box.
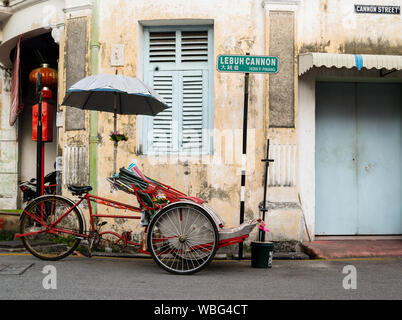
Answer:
[217,54,278,73]
[219,52,279,259]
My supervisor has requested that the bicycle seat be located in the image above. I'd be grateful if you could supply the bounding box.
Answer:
[68,185,92,195]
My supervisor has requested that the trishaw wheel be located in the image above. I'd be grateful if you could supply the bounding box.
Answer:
[20,195,84,261]
[147,203,218,275]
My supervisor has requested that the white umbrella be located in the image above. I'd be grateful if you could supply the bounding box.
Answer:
[62,74,169,173]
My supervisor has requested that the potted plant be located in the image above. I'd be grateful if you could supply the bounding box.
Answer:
[109,131,128,146]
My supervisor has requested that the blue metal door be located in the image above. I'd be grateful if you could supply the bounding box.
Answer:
[315,82,402,235]
[316,83,358,235]
[356,83,402,234]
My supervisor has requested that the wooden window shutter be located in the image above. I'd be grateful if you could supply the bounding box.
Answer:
[150,71,176,153]
[143,27,212,155]
[181,70,207,153]
[180,31,209,63]
[149,32,176,63]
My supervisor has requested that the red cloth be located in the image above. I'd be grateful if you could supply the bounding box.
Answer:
[9,37,24,126]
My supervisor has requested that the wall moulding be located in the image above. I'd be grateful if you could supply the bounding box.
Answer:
[262,0,301,12]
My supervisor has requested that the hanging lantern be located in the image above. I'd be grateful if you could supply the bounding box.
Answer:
[29,63,58,88]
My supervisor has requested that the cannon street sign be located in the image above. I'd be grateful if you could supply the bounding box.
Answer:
[217,54,278,73]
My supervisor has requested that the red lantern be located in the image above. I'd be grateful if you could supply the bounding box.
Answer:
[29,63,58,88]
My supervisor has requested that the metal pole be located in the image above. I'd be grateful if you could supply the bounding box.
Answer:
[239,53,250,260]
[36,72,44,197]
[89,0,100,215]
[113,92,117,175]
[260,139,274,242]
[113,70,118,175]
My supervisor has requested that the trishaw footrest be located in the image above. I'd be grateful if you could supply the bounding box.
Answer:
[218,220,258,241]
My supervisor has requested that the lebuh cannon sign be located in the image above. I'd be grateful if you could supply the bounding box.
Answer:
[217,54,278,73]
[216,53,278,259]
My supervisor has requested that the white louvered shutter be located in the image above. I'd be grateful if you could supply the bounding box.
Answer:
[144,27,212,154]
[181,70,207,153]
[151,71,176,153]
[180,31,209,63]
[149,32,176,63]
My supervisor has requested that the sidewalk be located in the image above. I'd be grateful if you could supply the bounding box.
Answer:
[6,238,402,260]
[0,239,310,260]
[302,240,402,259]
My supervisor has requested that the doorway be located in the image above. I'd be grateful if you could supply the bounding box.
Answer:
[13,32,59,208]
[315,82,402,235]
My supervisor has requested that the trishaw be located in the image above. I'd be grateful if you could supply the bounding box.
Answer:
[16,164,261,274]
[16,74,264,274]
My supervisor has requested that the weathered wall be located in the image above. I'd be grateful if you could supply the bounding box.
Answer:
[297,0,402,54]
[57,0,402,243]
[58,4,91,190]
[0,75,18,209]
[91,0,267,238]
[296,0,402,239]
[0,0,65,210]
[269,11,295,128]
[64,17,87,131]
[262,1,305,241]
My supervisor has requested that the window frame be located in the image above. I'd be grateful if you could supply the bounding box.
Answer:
[140,25,214,156]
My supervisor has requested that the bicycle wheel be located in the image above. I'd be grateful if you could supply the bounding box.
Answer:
[147,203,218,275]
[20,195,84,261]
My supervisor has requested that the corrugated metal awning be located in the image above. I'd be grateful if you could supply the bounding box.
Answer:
[299,52,402,75]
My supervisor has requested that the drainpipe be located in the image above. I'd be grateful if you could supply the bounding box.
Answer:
[89,0,99,212]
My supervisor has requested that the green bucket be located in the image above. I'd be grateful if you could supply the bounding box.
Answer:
[251,241,274,268]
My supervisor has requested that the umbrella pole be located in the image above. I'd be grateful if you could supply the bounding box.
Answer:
[113,93,117,175]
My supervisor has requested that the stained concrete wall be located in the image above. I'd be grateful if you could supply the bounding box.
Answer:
[57,4,91,189]
[91,0,267,235]
[6,0,400,242]
[56,0,402,242]
[64,17,87,131]
[268,11,295,128]
[53,0,310,243]
[0,0,65,210]
[296,0,402,238]
[0,75,18,209]
[297,0,402,55]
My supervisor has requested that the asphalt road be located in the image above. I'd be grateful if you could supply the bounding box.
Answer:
[0,253,401,300]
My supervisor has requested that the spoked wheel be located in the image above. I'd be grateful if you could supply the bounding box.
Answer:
[147,203,218,275]
[20,195,84,261]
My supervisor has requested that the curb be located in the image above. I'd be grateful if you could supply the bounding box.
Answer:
[0,247,311,260]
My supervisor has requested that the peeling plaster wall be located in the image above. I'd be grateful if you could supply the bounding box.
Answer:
[297,1,402,239]
[0,0,65,210]
[297,0,402,54]
[91,0,268,238]
[1,0,64,47]
[0,75,18,209]
[58,10,91,188]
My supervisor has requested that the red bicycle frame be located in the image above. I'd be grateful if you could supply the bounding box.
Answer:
[16,191,249,253]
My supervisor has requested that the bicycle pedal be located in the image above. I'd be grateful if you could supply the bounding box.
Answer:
[78,240,93,258]
[80,250,92,258]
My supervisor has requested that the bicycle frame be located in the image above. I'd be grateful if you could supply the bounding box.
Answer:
[16,191,251,254]
[16,192,152,251]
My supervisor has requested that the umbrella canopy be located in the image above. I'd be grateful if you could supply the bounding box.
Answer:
[62,74,169,175]
[62,74,168,116]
